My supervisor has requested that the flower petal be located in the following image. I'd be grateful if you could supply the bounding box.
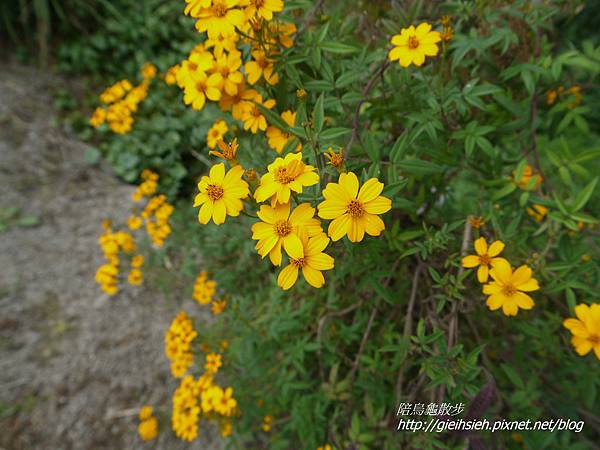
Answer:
[487,240,505,257]
[461,255,480,268]
[277,264,298,290]
[474,237,488,256]
[357,178,384,203]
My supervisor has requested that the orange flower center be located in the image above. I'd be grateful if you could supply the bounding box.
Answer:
[257,56,269,69]
[589,334,600,345]
[346,199,364,218]
[213,2,228,17]
[251,105,262,118]
[254,0,265,7]
[292,257,306,268]
[274,220,292,237]
[408,36,420,49]
[196,80,208,93]
[206,184,224,201]
[479,254,491,265]
[188,62,198,72]
[501,283,517,297]
[274,167,295,184]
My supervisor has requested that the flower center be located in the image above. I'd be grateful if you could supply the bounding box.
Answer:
[188,62,198,72]
[479,254,491,265]
[254,0,265,7]
[206,184,224,201]
[346,200,364,218]
[196,80,208,93]
[501,283,518,297]
[589,334,600,345]
[408,36,420,49]
[292,257,306,268]
[274,220,292,237]
[213,2,228,17]
[275,167,295,184]
[251,105,262,118]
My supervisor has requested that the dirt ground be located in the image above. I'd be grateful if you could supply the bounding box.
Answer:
[0,64,222,450]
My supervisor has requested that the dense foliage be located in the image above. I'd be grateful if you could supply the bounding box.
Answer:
[13,0,600,448]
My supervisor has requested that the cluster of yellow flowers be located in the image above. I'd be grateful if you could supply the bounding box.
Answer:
[129,170,174,247]
[165,311,198,378]
[89,63,156,133]
[167,310,236,441]
[193,153,392,290]
[192,271,226,314]
[261,414,273,432]
[138,405,159,441]
[95,220,142,295]
[462,237,540,317]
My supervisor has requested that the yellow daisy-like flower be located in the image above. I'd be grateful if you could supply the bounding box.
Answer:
[89,107,106,128]
[209,138,239,162]
[254,153,319,205]
[526,204,548,222]
[244,0,283,20]
[205,352,222,374]
[138,416,158,441]
[128,269,143,286]
[389,23,441,67]
[482,260,539,317]
[277,233,335,290]
[317,172,392,243]
[211,299,227,315]
[193,0,246,39]
[251,202,323,266]
[183,70,223,111]
[266,110,300,153]
[244,49,280,85]
[212,50,244,95]
[461,237,508,283]
[219,81,259,120]
[214,387,237,416]
[207,120,229,149]
[563,303,600,359]
[193,163,249,224]
[240,94,276,133]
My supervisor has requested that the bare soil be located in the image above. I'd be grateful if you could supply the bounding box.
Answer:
[0,64,221,450]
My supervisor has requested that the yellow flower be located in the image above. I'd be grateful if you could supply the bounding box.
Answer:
[461,237,508,283]
[207,119,229,149]
[266,110,300,153]
[277,233,335,290]
[139,405,153,421]
[468,216,485,229]
[220,420,233,437]
[211,299,227,315]
[527,204,548,222]
[240,94,276,133]
[164,65,180,85]
[205,33,240,53]
[194,163,249,224]
[324,147,344,170]
[127,215,143,230]
[211,50,244,95]
[563,303,600,359]
[482,260,539,316]
[546,89,557,105]
[140,62,157,80]
[251,202,323,266]
[210,138,239,162]
[317,172,392,243]
[89,107,106,128]
[138,417,158,441]
[244,49,280,85]
[214,387,237,416]
[317,446,333,450]
[165,312,197,378]
[219,81,259,120]
[183,70,222,111]
[128,269,143,285]
[244,0,283,21]
[193,0,246,39]
[262,415,273,432]
[193,271,217,305]
[254,153,319,204]
[177,49,214,87]
[205,353,222,374]
[131,255,144,268]
[389,23,441,67]
[514,164,542,189]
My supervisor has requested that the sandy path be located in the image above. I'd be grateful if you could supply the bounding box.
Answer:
[0,64,221,450]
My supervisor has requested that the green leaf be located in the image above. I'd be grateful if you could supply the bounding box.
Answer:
[572,177,598,212]
[492,183,517,200]
[395,159,444,176]
[313,93,325,134]
[500,363,525,389]
[320,127,351,140]
[319,41,360,54]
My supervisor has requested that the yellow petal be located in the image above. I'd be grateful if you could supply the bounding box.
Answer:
[487,240,505,257]
[486,294,504,311]
[306,253,335,271]
[347,217,366,243]
[514,292,535,310]
[363,196,392,215]
[489,259,512,283]
[474,237,487,256]
[283,234,304,260]
[461,255,480,268]
[511,265,532,286]
[477,265,489,283]
[563,318,590,337]
[212,200,226,224]
[210,163,225,183]
[339,172,359,198]
[198,201,213,224]
[328,214,351,241]
[364,213,385,237]
[302,265,325,288]
[277,264,298,290]
[357,178,384,203]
